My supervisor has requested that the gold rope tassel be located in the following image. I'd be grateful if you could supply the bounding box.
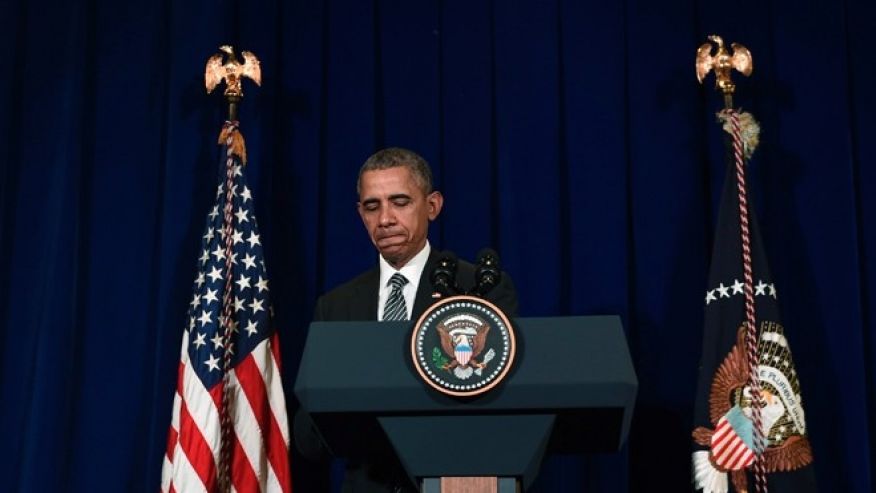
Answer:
[217,124,248,165]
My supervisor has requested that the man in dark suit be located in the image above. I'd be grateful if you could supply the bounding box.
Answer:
[295,147,517,492]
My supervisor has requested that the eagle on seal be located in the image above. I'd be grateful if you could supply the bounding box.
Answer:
[437,314,490,375]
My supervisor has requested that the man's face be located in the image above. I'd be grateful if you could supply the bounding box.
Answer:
[358,166,443,268]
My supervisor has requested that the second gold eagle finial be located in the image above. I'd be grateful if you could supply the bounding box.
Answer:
[696,35,753,96]
[205,45,262,98]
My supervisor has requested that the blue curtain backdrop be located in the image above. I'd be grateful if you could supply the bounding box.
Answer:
[1,0,873,491]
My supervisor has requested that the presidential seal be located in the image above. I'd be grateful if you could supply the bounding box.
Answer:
[410,295,516,397]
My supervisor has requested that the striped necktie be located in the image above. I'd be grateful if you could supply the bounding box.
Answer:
[383,273,409,321]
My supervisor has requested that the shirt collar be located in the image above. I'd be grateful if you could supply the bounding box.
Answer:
[379,241,431,290]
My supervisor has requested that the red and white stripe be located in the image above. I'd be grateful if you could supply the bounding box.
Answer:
[455,347,472,366]
[711,416,755,471]
[161,331,292,493]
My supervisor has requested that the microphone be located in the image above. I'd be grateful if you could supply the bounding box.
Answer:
[473,248,501,297]
[430,251,459,297]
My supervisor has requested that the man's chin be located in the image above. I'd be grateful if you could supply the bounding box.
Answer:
[379,247,411,267]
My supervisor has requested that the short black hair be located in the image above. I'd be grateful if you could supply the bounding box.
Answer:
[358,147,433,195]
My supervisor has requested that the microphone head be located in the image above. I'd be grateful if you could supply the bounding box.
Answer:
[475,248,499,267]
[430,251,459,296]
[474,248,501,296]
[438,251,458,269]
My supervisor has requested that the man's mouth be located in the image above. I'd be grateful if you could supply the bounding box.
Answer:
[376,234,405,247]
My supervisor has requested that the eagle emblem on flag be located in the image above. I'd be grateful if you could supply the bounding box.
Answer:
[692,325,813,492]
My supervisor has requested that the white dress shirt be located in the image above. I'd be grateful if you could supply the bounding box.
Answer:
[377,242,431,321]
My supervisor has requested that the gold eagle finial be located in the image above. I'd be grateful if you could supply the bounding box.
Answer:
[205,45,262,97]
[696,35,753,96]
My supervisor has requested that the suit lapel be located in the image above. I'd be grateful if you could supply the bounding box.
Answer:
[411,249,439,321]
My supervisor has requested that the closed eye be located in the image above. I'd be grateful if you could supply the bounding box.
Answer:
[389,194,411,206]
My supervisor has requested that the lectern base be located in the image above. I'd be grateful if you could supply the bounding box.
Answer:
[421,477,518,493]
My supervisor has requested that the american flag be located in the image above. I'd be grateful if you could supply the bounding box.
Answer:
[161,123,292,493]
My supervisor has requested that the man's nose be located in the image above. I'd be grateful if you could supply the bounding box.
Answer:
[379,207,396,226]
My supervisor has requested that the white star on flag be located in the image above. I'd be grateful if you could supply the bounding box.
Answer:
[755,280,767,296]
[211,332,224,349]
[202,288,218,305]
[236,275,251,290]
[249,298,265,314]
[234,207,249,223]
[207,266,223,283]
[730,279,744,294]
[242,253,257,270]
[192,332,207,349]
[705,290,717,305]
[211,245,226,261]
[203,354,220,372]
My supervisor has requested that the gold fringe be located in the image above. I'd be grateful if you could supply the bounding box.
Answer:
[217,125,248,165]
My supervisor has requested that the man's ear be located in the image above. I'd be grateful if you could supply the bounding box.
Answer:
[427,191,444,221]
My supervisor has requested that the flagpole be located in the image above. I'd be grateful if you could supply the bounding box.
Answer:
[204,45,262,493]
[696,35,769,493]
[227,95,241,123]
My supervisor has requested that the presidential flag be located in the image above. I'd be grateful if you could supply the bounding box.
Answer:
[161,122,292,493]
[691,110,815,493]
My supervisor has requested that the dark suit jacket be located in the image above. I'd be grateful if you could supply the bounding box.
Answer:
[295,249,518,492]
[313,249,518,323]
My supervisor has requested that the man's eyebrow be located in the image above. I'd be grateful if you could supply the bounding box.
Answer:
[388,193,412,201]
[360,197,380,205]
